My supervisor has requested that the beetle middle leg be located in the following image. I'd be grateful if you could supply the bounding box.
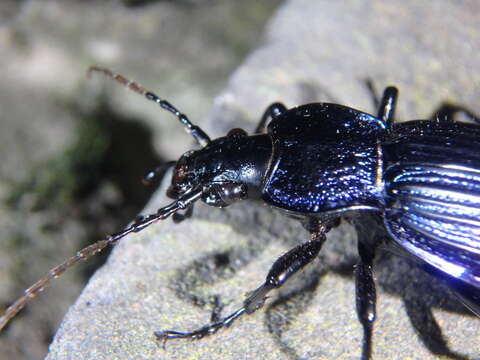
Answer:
[355,241,377,360]
[364,80,398,127]
[172,204,194,223]
[155,221,327,342]
[353,213,389,360]
[377,87,398,127]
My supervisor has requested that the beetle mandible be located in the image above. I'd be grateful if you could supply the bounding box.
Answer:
[1,67,479,359]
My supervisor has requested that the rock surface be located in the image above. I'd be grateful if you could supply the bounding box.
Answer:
[45,0,480,359]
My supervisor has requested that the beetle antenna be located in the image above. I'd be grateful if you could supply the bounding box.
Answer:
[87,66,211,147]
[0,189,202,331]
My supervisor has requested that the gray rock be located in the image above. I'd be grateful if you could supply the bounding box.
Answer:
[48,0,480,359]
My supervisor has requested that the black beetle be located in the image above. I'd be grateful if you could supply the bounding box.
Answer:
[1,67,479,359]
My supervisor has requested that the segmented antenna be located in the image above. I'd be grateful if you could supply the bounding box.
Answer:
[87,66,211,147]
[0,190,202,331]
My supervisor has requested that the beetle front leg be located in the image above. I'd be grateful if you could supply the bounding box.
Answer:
[172,204,194,223]
[155,224,326,342]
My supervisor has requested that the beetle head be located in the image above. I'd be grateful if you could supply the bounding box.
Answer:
[167,129,271,208]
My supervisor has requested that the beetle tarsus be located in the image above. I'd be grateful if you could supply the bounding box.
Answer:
[155,307,246,341]
[172,205,194,223]
[360,323,373,360]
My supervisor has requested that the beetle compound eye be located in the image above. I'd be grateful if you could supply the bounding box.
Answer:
[168,151,198,198]
[168,166,195,199]
[173,164,185,184]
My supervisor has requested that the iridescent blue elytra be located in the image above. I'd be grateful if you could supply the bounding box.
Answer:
[383,120,480,315]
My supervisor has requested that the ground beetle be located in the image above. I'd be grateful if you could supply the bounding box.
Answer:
[1,67,479,359]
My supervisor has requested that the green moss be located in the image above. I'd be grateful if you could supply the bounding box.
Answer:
[7,109,109,211]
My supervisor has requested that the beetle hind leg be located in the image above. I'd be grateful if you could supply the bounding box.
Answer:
[156,223,327,343]
[431,102,480,124]
[352,213,386,360]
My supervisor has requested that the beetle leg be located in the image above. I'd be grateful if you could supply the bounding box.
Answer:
[364,79,381,109]
[155,223,326,342]
[364,80,398,128]
[142,161,176,186]
[377,87,398,128]
[172,204,194,223]
[355,241,377,360]
[255,102,287,133]
[431,103,480,124]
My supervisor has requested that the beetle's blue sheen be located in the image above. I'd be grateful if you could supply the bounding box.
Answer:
[383,121,480,314]
[262,104,480,315]
[263,104,385,213]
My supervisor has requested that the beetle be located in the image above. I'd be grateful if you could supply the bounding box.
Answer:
[1,67,479,359]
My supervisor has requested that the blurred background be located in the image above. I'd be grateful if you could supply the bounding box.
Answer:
[0,1,280,358]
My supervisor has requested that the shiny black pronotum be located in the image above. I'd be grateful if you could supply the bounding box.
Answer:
[1,67,479,359]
